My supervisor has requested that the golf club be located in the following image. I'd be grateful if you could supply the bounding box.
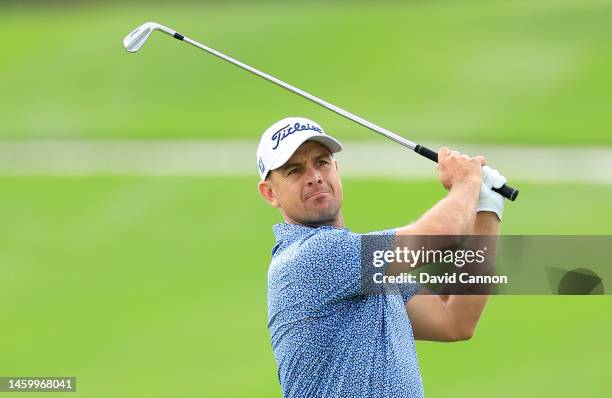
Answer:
[123,21,519,201]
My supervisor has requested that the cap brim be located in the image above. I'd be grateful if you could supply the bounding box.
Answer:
[269,134,343,173]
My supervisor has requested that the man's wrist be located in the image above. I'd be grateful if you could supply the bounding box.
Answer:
[451,178,482,197]
[476,183,504,221]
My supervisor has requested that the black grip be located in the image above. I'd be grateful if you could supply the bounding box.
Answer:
[414,144,519,201]
[414,144,439,162]
[491,184,519,201]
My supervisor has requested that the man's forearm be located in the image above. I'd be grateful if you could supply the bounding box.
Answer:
[397,180,480,236]
[443,211,501,338]
[473,210,501,235]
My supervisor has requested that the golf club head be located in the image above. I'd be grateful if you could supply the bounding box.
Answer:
[123,22,176,52]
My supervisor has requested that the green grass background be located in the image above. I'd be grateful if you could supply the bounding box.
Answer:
[1,0,611,397]
[1,178,610,397]
[0,0,611,144]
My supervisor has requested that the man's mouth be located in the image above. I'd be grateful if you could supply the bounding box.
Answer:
[304,191,330,201]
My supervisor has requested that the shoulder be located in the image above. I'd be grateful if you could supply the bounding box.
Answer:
[300,227,359,258]
[302,227,396,247]
[300,227,396,261]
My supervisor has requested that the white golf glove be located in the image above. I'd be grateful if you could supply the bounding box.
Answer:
[477,165,507,221]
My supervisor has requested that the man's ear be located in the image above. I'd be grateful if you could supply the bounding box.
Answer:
[258,179,280,208]
[333,158,340,174]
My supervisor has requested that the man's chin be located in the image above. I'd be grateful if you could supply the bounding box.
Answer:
[300,206,340,226]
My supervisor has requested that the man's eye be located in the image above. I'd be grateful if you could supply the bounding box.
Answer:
[288,168,300,175]
[317,160,329,166]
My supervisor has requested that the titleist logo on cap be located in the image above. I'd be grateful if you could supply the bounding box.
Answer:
[271,122,323,150]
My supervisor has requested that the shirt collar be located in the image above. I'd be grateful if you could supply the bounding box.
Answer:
[272,223,346,243]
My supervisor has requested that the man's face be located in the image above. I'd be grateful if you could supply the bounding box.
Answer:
[258,141,343,227]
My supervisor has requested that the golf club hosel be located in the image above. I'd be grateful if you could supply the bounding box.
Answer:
[123,22,181,52]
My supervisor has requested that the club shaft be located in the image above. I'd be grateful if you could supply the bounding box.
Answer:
[181,36,417,150]
[163,31,518,201]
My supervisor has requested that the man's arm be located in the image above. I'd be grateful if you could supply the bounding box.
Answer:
[405,211,501,341]
[392,148,506,341]
[396,148,482,237]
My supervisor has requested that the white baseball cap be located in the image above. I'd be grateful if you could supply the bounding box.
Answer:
[256,117,343,180]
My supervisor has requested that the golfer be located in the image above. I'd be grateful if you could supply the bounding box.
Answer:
[257,117,506,398]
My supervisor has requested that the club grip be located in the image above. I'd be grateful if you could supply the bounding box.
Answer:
[414,144,519,201]
[414,144,439,162]
[491,184,519,201]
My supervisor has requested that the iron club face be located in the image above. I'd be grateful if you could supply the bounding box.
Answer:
[123,22,179,52]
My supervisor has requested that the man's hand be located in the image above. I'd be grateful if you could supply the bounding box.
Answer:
[477,165,507,221]
[437,147,484,192]
[396,147,486,237]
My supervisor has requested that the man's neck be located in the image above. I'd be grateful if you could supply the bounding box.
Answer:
[285,212,345,229]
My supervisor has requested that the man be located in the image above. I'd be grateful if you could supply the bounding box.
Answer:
[257,117,506,397]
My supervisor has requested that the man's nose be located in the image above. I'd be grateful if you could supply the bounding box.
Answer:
[305,167,322,185]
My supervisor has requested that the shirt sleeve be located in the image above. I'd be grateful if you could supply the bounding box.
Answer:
[397,279,422,303]
[365,228,421,303]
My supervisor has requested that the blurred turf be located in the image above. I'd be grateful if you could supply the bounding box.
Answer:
[0,0,611,144]
[0,176,610,397]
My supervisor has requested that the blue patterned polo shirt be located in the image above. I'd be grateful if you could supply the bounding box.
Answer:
[267,223,424,398]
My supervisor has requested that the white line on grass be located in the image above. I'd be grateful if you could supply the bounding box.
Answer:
[0,140,611,184]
